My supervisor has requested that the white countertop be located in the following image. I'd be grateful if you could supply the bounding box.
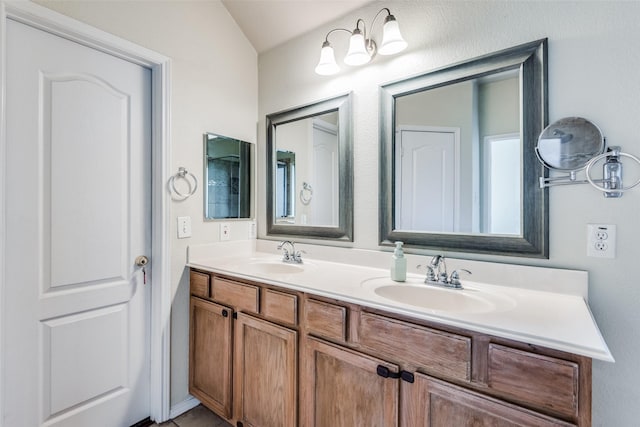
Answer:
[187,241,614,362]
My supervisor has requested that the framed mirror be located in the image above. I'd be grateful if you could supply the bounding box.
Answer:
[204,132,252,220]
[266,93,353,240]
[380,39,548,257]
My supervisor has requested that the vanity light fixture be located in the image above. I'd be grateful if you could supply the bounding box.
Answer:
[314,7,407,76]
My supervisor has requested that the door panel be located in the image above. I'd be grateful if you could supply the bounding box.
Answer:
[396,128,458,232]
[44,305,128,416]
[47,73,129,289]
[5,18,151,427]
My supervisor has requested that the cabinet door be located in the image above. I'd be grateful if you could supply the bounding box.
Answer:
[234,313,297,427]
[405,373,574,427]
[189,297,233,418]
[302,337,399,427]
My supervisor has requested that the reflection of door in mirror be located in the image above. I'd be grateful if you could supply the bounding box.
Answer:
[274,112,339,227]
[204,133,251,220]
[395,126,460,232]
[276,150,295,222]
[394,69,520,235]
[311,118,339,226]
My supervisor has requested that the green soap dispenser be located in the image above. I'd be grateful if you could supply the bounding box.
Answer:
[391,241,407,282]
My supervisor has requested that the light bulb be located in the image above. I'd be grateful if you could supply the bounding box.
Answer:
[378,15,407,56]
[315,41,339,75]
[344,29,371,66]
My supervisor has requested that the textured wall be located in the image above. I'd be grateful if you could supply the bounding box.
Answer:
[258,2,640,425]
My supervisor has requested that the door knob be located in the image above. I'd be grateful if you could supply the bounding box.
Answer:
[135,255,149,267]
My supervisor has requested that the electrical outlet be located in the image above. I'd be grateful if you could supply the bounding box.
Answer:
[587,224,616,258]
[219,222,231,241]
[177,216,192,239]
[248,221,257,239]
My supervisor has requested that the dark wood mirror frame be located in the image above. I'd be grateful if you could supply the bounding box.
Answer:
[379,39,549,258]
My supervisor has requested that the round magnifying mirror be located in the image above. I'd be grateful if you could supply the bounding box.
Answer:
[536,117,605,171]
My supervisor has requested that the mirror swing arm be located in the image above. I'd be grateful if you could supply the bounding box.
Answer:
[379,39,549,258]
[537,117,640,198]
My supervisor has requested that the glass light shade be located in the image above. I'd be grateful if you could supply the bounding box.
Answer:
[378,15,407,56]
[344,29,371,66]
[315,41,339,75]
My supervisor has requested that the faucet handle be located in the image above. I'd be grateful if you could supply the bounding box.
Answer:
[417,264,437,282]
[449,269,472,288]
[292,249,306,263]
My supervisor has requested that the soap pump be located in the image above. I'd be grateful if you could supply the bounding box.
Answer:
[391,241,407,282]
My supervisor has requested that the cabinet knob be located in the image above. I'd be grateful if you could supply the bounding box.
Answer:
[222,309,229,318]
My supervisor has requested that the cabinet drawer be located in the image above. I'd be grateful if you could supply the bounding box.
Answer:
[263,289,298,325]
[358,312,471,381]
[190,270,210,298]
[212,277,259,313]
[304,299,347,342]
[487,344,579,418]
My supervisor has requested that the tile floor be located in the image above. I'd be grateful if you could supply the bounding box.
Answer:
[150,404,232,427]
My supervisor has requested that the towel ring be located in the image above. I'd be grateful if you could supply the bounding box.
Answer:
[300,182,313,205]
[585,149,640,195]
[169,167,198,200]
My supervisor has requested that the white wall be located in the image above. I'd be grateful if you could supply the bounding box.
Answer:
[258,1,640,425]
[35,0,258,407]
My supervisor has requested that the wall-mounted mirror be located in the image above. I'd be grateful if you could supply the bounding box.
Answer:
[380,39,548,257]
[204,132,252,220]
[267,93,353,240]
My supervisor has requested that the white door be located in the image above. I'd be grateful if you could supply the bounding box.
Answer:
[396,127,459,232]
[4,18,151,427]
[311,119,339,226]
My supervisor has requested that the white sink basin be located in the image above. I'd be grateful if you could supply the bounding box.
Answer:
[362,277,516,314]
[244,260,306,275]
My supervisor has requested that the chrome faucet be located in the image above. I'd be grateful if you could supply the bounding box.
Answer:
[277,240,304,264]
[431,255,448,283]
[422,255,471,289]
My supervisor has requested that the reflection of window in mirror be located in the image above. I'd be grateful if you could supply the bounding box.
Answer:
[481,134,520,234]
[394,69,520,235]
[204,133,252,220]
[276,150,295,221]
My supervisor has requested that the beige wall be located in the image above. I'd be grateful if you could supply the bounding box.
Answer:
[35,0,258,407]
[258,1,640,425]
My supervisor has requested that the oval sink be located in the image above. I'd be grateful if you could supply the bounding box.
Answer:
[363,277,515,314]
[244,260,305,275]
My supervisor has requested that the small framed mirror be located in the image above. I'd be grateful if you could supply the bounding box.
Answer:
[204,132,252,220]
[266,93,353,241]
[380,39,548,257]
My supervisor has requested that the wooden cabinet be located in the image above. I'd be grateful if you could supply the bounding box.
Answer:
[404,373,574,427]
[189,269,592,426]
[358,311,471,381]
[188,297,233,418]
[189,270,299,426]
[234,312,297,427]
[302,337,399,427]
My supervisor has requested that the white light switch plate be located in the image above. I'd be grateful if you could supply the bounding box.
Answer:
[219,222,231,241]
[177,216,191,239]
[587,224,616,258]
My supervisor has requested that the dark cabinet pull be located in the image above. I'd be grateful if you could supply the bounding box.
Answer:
[376,365,401,379]
[222,309,229,318]
[401,371,415,383]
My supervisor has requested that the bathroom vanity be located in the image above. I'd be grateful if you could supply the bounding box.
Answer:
[187,242,611,427]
